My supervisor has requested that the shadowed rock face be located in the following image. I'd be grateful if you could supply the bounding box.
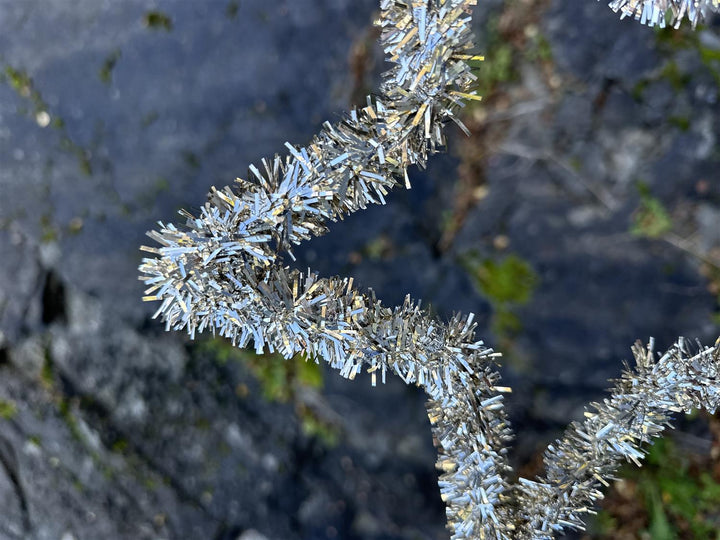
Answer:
[0,0,719,539]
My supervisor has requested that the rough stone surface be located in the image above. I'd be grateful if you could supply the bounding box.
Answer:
[1,0,720,539]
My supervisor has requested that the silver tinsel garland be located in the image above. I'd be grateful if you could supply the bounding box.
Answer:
[514,338,720,538]
[607,0,720,27]
[140,1,720,538]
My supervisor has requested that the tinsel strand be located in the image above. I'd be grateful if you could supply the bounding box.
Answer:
[512,338,720,538]
[140,1,518,538]
[606,0,720,27]
[140,1,720,538]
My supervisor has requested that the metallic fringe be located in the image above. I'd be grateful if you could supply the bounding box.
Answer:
[514,338,720,538]
[607,0,720,27]
[140,1,718,538]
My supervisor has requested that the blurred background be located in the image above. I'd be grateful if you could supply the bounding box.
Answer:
[1,0,720,538]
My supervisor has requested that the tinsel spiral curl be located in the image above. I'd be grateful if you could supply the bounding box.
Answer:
[140,1,720,538]
[606,0,720,27]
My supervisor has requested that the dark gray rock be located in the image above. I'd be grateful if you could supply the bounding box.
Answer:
[1,0,720,539]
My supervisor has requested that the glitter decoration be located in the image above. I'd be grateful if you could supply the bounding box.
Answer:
[140,1,719,538]
[606,0,720,27]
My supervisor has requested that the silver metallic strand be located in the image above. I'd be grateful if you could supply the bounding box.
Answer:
[427,372,515,539]
[142,244,516,537]
[143,246,518,539]
[140,0,719,538]
[141,0,480,275]
[605,0,720,27]
[512,337,720,538]
[140,1,517,538]
[140,0,483,345]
